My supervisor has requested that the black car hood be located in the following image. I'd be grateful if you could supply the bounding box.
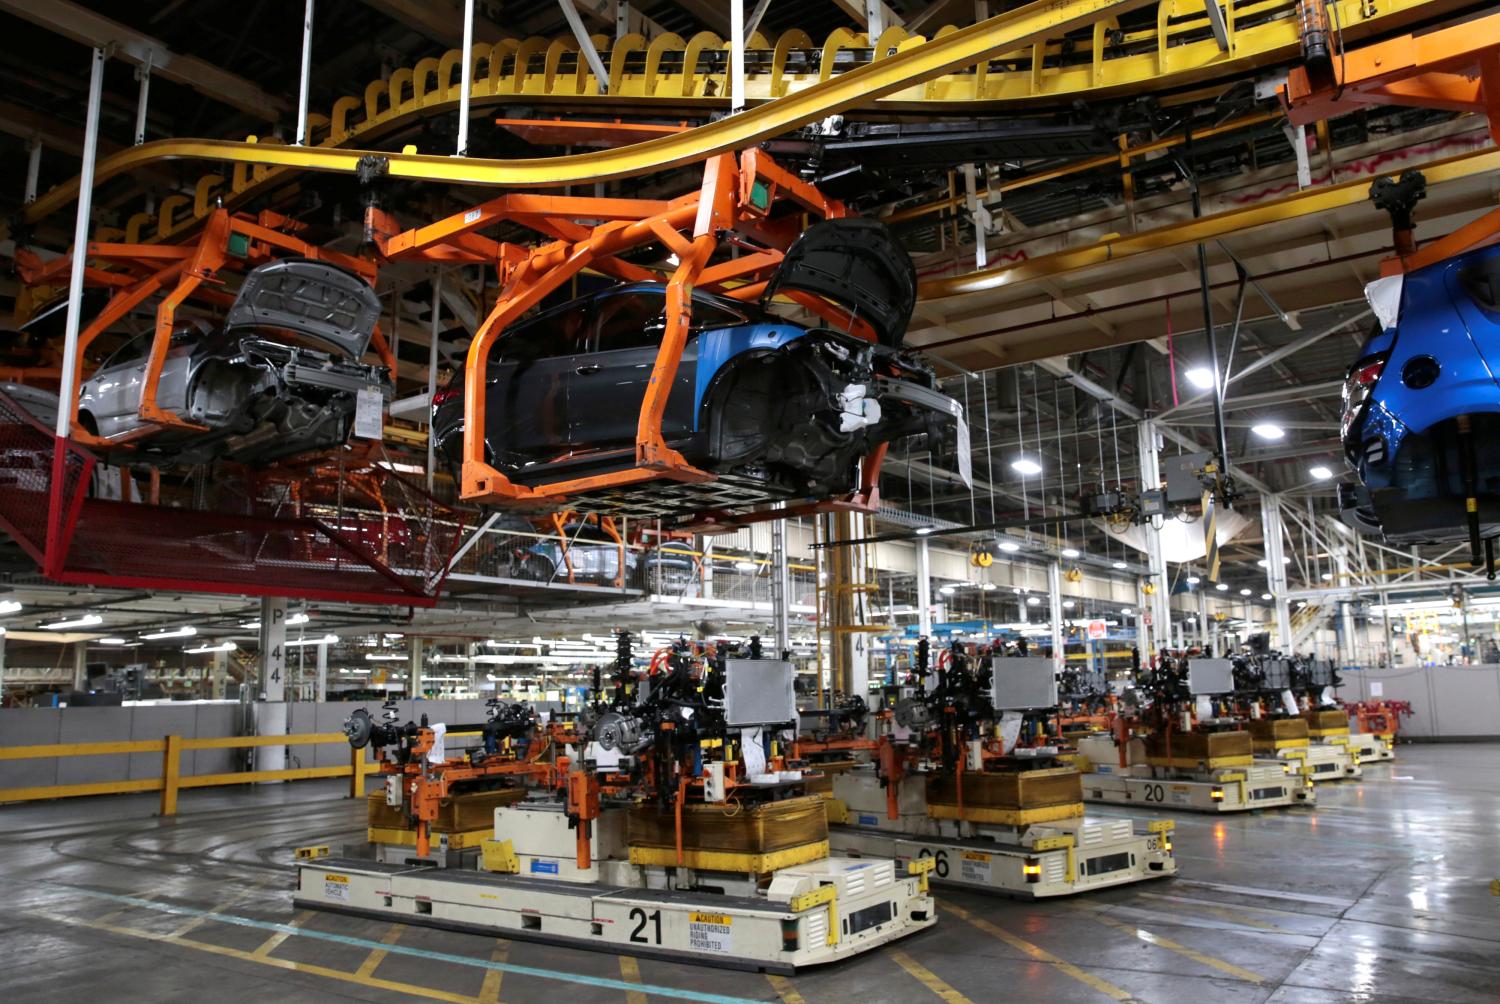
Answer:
[762,217,916,348]
[225,258,381,360]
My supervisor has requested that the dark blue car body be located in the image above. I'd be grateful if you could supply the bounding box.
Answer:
[1340,243,1500,542]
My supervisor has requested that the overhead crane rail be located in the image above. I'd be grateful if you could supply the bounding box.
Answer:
[18,0,1463,242]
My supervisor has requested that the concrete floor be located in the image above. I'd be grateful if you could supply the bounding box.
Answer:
[3,744,1498,1004]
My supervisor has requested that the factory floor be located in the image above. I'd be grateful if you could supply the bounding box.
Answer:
[4,744,1498,1004]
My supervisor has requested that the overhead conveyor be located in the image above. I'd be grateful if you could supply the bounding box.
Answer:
[16,0,1465,241]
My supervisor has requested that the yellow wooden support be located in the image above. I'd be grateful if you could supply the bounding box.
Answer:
[0,779,162,802]
[159,734,182,817]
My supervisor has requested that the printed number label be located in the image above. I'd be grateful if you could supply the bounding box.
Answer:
[629,907,662,944]
[917,847,950,878]
[1143,783,1165,803]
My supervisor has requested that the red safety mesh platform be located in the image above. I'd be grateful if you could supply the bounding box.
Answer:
[0,387,462,605]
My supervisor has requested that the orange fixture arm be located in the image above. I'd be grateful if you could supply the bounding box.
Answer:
[1281,10,1500,146]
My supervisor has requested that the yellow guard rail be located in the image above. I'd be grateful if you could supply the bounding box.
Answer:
[0,732,375,816]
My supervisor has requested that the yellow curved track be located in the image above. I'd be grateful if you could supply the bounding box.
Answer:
[23,0,1466,243]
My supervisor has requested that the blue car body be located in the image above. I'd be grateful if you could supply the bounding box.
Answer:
[1340,243,1500,542]
[432,217,964,517]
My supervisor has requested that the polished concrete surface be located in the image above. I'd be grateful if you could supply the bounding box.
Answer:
[3,743,1498,1004]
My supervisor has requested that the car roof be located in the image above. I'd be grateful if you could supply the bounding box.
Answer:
[517,280,766,331]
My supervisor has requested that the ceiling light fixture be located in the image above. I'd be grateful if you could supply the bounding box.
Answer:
[915,527,935,535]
[1025,596,1041,606]
[1215,582,1230,591]
[142,626,197,640]
[734,560,758,572]
[1184,367,1216,390]
[185,642,237,654]
[1251,422,1285,440]
[96,637,130,645]
[1011,457,1042,476]
[1187,575,1201,585]
[1061,547,1080,558]
[45,614,103,630]
[998,541,1020,553]
[0,600,22,615]
[1239,588,1252,596]
[1309,465,1333,480]
[286,612,310,626]
[1112,560,1128,569]
[1261,592,1273,600]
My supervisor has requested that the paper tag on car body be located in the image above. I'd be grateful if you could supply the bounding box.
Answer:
[354,386,384,440]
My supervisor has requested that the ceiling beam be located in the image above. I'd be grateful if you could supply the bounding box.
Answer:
[0,0,291,122]
[669,0,733,35]
[359,0,508,46]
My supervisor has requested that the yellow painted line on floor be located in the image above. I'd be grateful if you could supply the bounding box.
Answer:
[478,940,510,1003]
[1072,905,1264,984]
[32,908,479,1004]
[169,888,262,939]
[354,922,404,978]
[887,949,974,1004]
[766,973,808,1004]
[1135,894,1281,932]
[619,954,649,1004]
[941,901,1138,1003]
[250,909,314,958]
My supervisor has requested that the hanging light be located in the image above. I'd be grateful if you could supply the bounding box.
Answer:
[1184,367,1216,390]
[1251,422,1285,440]
[1010,456,1042,476]
[998,541,1020,553]
[45,614,102,630]
[1187,575,1201,585]
[1309,465,1333,479]
[1111,560,1127,570]
[1061,547,1080,558]
[1215,583,1230,592]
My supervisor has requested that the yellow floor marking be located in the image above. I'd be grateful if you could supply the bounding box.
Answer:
[887,949,974,1004]
[618,954,649,1004]
[98,891,158,925]
[1135,892,1282,930]
[33,908,478,1004]
[766,973,808,1004]
[477,939,510,1003]
[1072,905,1264,984]
[169,888,262,939]
[353,923,404,978]
[941,900,1137,1003]
[250,909,315,958]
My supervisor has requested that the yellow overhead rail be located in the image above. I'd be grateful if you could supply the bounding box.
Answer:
[22,0,1461,242]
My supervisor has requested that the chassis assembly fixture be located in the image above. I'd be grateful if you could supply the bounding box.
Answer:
[298,633,934,972]
[814,639,1176,897]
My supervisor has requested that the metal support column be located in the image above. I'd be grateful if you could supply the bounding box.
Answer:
[315,641,328,701]
[55,47,106,441]
[0,628,6,702]
[1136,420,1172,656]
[72,641,87,691]
[23,139,40,204]
[1047,561,1065,669]
[456,0,475,153]
[1380,590,1394,667]
[1334,545,1354,664]
[865,0,886,38]
[1197,587,1211,652]
[408,637,424,697]
[258,597,288,701]
[915,538,933,637]
[425,268,443,491]
[133,60,151,145]
[255,596,288,775]
[1261,494,1294,650]
[730,0,746,113]
[770,517,790,657]
[295,1,313,144]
